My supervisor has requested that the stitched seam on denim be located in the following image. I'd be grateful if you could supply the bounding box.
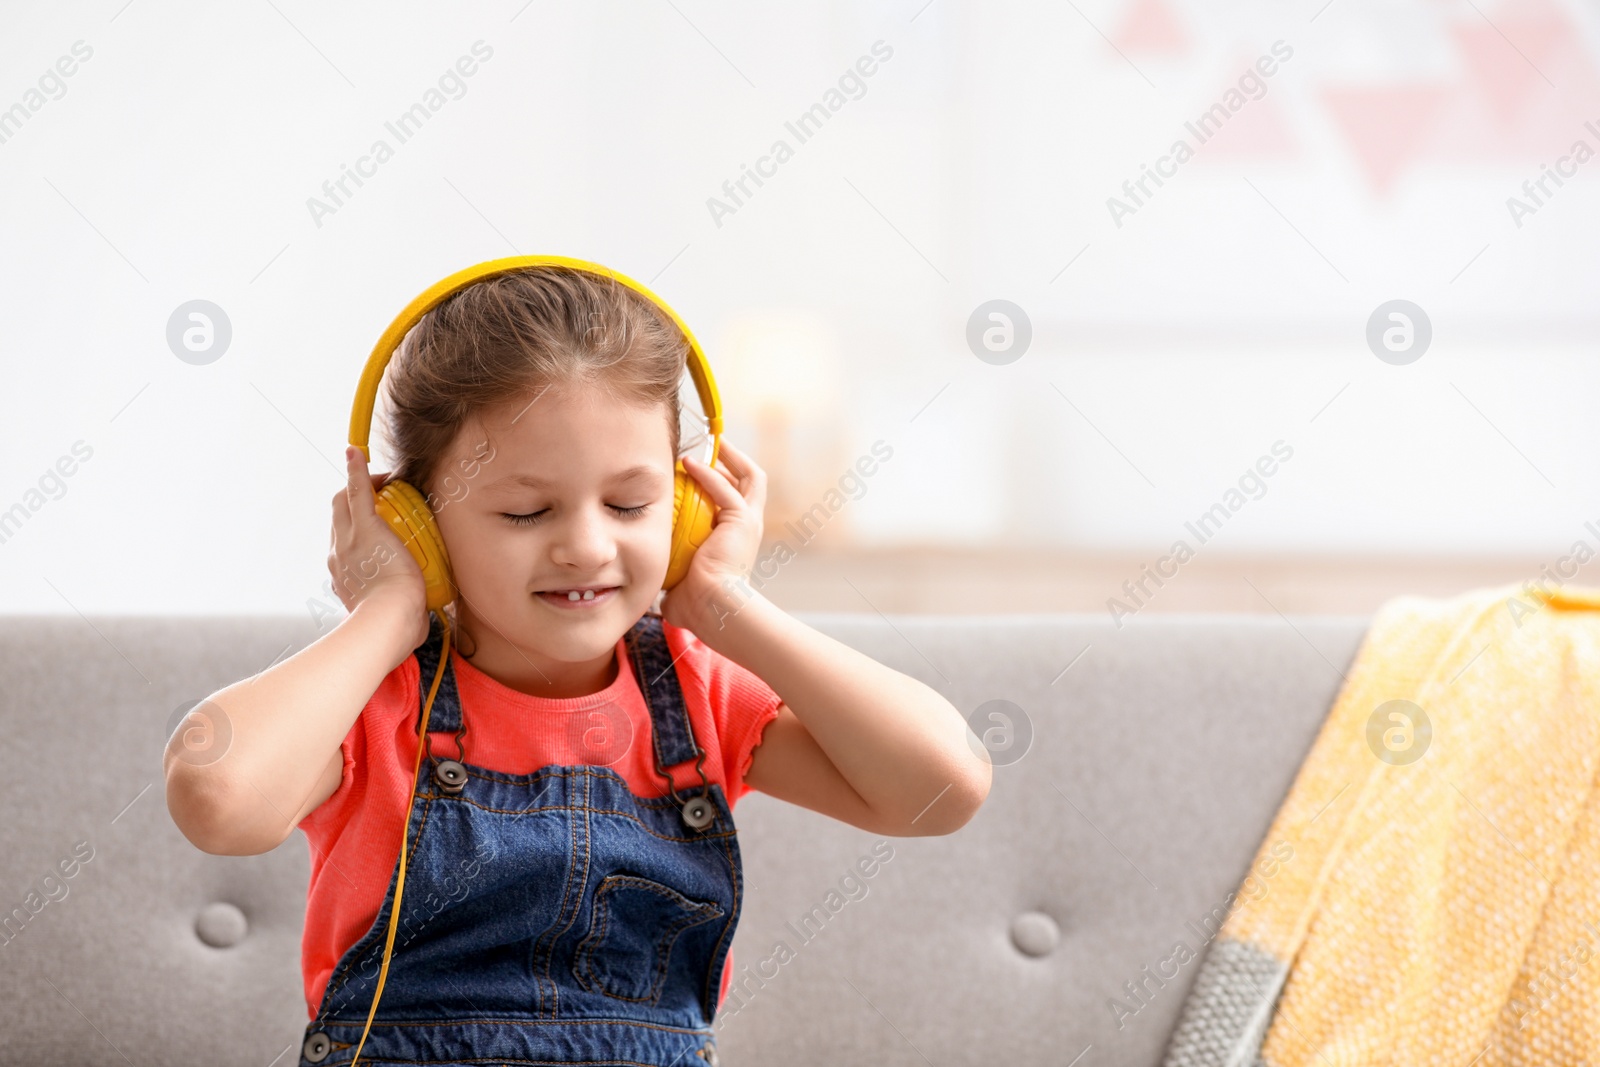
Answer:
[587,906,706,1005]
[658,620,699,774]
[572,874,724,1003]
[564,770,595,1019]
[311,1049,679,1067]
[320,795,732,1010]
[702,804,741,1016]
[531,767,579,1020]
[632,618,697,794]
[322,795,730,1019]
[574,877,619,999]
[303,1014,718,1065]
[420,793,736,845]
[447,763,698,802]
[547,764,592,1023]
[316,789,436,1022]
[309,1016,711,1034]
[630,624,670,793]
[308,1047,681,1067]
[413,617,464,733]
[316,790,433,1018]
[573,875,723,1004]
[643,625,671,781]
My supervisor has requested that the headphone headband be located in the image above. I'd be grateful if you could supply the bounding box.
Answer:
[347,254,724,461]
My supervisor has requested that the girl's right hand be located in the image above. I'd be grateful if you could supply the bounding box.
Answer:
[328,446,431,656]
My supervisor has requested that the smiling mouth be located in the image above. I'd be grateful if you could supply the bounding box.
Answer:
[536,587,621,607]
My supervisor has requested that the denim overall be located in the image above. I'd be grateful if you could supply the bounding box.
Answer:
[300,612,742,1067]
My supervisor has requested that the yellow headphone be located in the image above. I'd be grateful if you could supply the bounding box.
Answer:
[333,256,724,1067]
[347,253,726,608]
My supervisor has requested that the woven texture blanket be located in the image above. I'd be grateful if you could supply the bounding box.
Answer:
[1160,580,1600,1067]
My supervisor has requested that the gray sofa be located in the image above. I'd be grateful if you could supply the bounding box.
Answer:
[0,611,1367,1066]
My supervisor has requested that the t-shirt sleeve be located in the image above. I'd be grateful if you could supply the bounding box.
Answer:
[663,620,784,807]
[296,657,415,835]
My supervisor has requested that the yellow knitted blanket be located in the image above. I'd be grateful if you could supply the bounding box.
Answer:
[1161,581,1600,1067]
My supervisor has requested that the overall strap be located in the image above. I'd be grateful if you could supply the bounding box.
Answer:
[412,612,465,735]
[411,612,705,794]
[624,613,704,781]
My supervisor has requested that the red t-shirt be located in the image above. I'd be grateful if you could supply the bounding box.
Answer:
[295,616,784,1021]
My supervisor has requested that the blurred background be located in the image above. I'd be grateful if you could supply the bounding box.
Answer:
[3,0,1598,620]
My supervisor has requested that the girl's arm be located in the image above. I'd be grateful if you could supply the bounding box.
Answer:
[693,587,991,837]
[165,448,430,855]
[164,597,420,855]
[664,441,992,838]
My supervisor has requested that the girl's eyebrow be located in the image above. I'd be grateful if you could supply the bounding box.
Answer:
[485,465,665,491]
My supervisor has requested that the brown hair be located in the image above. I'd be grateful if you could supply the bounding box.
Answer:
[378,265,690,505]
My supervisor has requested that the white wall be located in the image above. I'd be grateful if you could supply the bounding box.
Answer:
[2,0,1596,614]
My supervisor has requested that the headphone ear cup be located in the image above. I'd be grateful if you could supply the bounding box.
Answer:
[665,459,716,591]
[372,479,456,613]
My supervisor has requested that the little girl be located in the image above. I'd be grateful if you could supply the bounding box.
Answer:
[164,262,991,1067]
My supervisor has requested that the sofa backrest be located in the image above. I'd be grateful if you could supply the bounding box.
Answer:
[0,612,1366,1067]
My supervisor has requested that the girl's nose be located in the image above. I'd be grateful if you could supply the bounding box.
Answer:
[549,505,617,570]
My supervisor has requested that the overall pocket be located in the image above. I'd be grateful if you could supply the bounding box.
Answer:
[573,873,725,1003]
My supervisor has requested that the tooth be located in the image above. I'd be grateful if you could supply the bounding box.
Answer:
[566,591,580,601]
[582,589,595,600]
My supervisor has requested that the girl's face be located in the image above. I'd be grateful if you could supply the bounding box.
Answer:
[430,382,676,698]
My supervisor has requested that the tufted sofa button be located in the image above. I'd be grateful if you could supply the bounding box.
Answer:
[302,1032,331,1063]
[194,902,248,948]
[1009,911,1061,957]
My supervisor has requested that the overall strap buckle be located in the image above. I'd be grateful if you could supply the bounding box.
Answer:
[627,613,716,830]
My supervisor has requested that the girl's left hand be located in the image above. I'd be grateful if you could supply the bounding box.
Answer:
[661,439,766,632]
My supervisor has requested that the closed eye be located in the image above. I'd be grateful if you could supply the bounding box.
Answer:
[501,504,650,527]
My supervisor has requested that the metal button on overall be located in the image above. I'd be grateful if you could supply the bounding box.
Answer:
[301,1032,330,1063]
[432,757,467,794]
[298,612,743,1067]
[681,792,716,830]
